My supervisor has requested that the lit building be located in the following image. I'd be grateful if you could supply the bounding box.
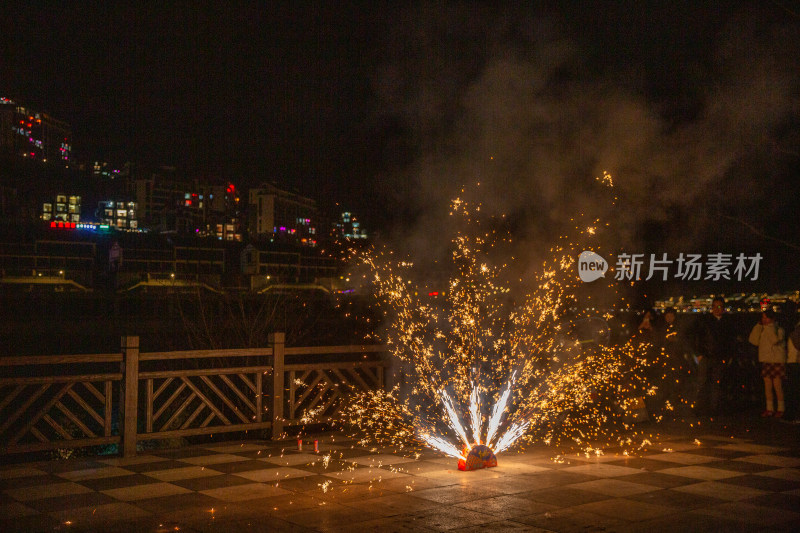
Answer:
[97,200,138,229]
[134,169,241,238]
[0,97,72,163]
[247,183,318,245]
[42,194,81,223]
[334,211,367,240]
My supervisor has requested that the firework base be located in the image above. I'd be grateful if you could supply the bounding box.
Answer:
[457,444,498,471]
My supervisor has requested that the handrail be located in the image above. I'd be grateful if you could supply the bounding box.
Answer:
[0,354,123,365]
[139,348,273,361]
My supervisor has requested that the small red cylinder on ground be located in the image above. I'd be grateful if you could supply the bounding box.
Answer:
[297,439,303,451]
[314,439,319,453]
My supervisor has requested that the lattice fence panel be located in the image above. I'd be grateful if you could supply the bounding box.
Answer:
[0,381,114,450]
[145,373,261,434]
[287,364,384,422]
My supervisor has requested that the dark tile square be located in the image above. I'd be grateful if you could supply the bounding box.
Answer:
[703,459,778,474]
[286,459,362,475]
[24,490,115,512]
[681,447,749,459]
[271,474,335,492]
[150,448,222,459]
[520,470,600,488]
[607,457,682,471]
[134,491,219,513]
[77,473,166,492]
[171,474,254,491]
[122,460,188,473]
[627,488,726,509]
[233,450,279,459]
[520,487,611,507]
[323,448,375,459]
[0,513,61,532]
[743,492,800,511]
[0,474,63,491]
[720,474,800,492]
[201,460,278,474]
[41,459,107,474]
[618,471,700,489]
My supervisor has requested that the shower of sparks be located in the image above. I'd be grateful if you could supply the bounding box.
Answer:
[439,389,471,449]
[485,372,515,448]
[420,433,466,460]
[468,386,482,445]
[328,173,657,459]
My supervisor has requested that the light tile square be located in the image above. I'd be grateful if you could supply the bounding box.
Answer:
[181,453,251,465]
[734,454,800,468]
[756,468,800,481]
[694,502,800,526]
[101,481,191,501]
[56,467,135,481]
[562,463,644,478]
[145,465,223,482]
[234,467,314,482]
[0,467,48,479]
[656,466,744,480]
[347,454,418,467]
[202,443,270,453]
[492,462,551,474]
[567,479,660,497]
[574,497,674,521]
[646,452,719,465]
[716,443,788,454]
[98,455,167,466]
[0,501,39,518]
[259,452,323,466]
[200,482,290,501]
[5,481,92,502]
[322,467,411,483]
[48,502,151,523]
[673,481,769,501]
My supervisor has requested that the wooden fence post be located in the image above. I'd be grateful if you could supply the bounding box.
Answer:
[270,332,285,440]
[120,336,139,457]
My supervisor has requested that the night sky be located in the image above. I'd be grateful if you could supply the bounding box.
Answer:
[3,2,799,288]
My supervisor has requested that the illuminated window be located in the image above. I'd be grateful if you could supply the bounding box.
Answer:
[43,203,52,212]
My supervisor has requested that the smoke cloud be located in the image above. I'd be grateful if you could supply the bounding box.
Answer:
[369,4,799,273]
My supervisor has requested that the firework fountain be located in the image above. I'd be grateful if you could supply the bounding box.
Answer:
[332,174,653,466]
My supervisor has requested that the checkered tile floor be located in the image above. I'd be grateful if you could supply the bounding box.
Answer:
[1,428,799,532]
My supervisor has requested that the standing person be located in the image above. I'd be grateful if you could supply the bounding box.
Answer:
[693,297,735,416]
[661,308,689,414]
[783,320,800,422]
[749,310,787,417]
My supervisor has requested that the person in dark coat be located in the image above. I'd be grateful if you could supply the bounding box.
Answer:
[691,297,736,416]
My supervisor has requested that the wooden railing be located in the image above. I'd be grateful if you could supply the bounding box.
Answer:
[0,335,387,457]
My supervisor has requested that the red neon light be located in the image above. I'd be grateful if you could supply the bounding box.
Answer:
[428,291,439,297]
[50,221,56,228]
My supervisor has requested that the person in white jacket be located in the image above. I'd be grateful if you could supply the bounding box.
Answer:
[786,322,800,422]
[749,310,787,418]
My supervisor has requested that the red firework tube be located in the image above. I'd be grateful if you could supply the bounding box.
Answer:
[314,439,319,453]
[297,439,303,451]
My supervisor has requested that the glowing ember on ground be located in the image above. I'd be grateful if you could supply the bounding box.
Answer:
[326,174,655,463]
